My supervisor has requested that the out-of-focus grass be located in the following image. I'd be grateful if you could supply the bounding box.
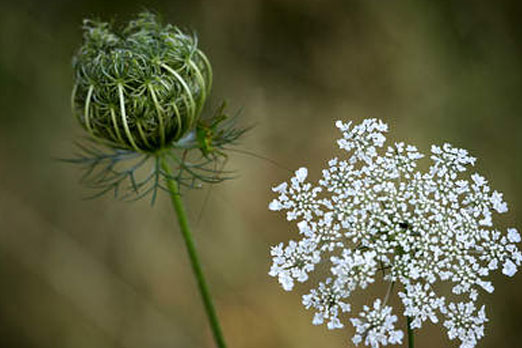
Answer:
[0,0,521,347]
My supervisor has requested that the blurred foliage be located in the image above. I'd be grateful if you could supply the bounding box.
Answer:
[0,0,522,347]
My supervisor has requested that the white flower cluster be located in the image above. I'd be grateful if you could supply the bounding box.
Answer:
[351,299,403,347]
[268,119,520,348]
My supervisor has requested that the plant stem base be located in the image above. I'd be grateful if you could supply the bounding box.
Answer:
[407,316,414,348]
[161,156,227,348]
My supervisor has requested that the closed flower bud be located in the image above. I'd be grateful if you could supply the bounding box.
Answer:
[71,12,212,152]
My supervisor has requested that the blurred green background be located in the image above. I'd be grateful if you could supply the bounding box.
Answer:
[1,0,521,347]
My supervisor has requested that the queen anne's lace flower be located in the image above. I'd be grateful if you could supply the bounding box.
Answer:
[302,278,351,329]
[442,302,488,348]
[351,299,403,348]
[268,119,520,347]
[269,168,323,221]
[269,239,321,291]
[398,283,444,329]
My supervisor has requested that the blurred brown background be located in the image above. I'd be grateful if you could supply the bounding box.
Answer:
[1,0,521,347]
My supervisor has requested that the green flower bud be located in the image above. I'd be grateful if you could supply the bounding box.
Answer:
[71,12,212,152]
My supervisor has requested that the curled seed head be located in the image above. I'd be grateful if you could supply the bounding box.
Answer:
[72,12,212,152]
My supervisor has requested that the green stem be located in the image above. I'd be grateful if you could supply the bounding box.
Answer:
[160,156,227,348]
[407,316,414,348]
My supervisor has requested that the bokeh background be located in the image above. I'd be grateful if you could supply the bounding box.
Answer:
[1,0,522,347]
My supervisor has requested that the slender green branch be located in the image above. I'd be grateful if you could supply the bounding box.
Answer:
[160,155,227,348]
[160,62,197,124]
[407,316,414,348]
[110,108,125,145]
[148,84,166,146]
[84,85,95,136]
[118,83,140,152]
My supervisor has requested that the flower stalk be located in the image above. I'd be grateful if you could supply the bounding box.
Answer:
[161,156,227,348]
[407,316,414,348]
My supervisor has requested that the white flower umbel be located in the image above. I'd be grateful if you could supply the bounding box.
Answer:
[351,299,403,348]
[269,239,321,291]
[268,119,520,347]
[398,283,444,329]
[302,278,351,329]
[442,302,488,348]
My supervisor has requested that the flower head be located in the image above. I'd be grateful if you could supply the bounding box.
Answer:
[269,118,519,347]
[67,13,246,202]
[351,299,403,348]
[442,302,488,348]
[72,12,212,152]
